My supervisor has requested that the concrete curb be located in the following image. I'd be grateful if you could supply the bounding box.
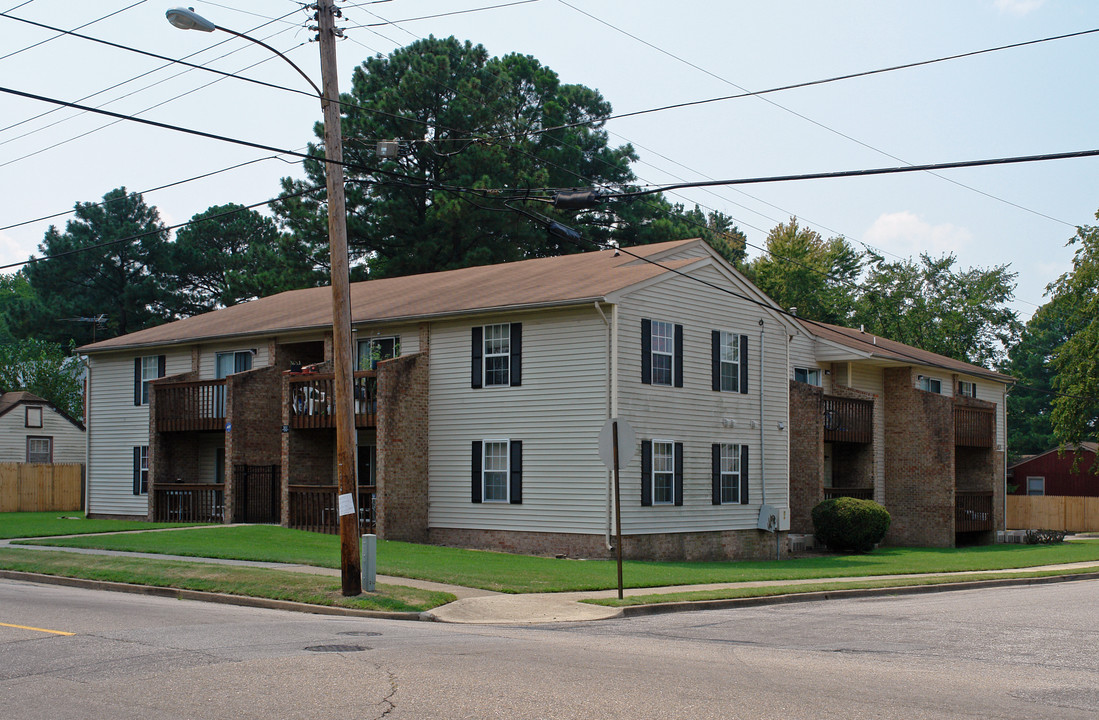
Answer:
[0,570,427,622]
[614,571,1099,617]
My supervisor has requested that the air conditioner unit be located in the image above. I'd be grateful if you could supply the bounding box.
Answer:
[757,504,791,532]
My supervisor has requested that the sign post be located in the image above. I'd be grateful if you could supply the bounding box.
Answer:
[599,417,636,600]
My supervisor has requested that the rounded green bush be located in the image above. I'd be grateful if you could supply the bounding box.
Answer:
[811,497,891,553]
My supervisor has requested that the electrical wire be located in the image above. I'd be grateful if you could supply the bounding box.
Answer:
[343,0,540,29]
[0,0,145,63]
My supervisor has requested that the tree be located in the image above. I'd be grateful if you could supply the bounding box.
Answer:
[1048,217,1099,452]
[1003,299,1071,458]
[0,338,83,419]
[162,204,323,317]
[275,36,702,278]
[14,188,169,346]
[0,272,34,344]
[853,251,1021,367]
[745,218,862,325]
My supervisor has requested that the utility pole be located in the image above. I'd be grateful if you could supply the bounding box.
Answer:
[316,0,361,596]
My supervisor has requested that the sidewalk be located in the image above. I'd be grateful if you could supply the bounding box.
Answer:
[4,533,1099,625]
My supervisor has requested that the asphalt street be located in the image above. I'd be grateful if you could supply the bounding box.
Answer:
[2,577,1097,719]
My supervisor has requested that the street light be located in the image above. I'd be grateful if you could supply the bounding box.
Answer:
[166,4,362,596]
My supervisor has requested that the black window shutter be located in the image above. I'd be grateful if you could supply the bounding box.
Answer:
[641,319,651,385]
[674,442,684,506]
[471,441,483,503]
[674,324,684,388]
[133,358,142,406]
[509,323,522,387]
[711,444,721,505]
[740,445,750,504]
[509,440,522,504]
[158,354,166,378]
[711,331,721,391]
[133,446,141,495]
[739,334,749,395]
[640,440,652,506]
[471,327,483,389]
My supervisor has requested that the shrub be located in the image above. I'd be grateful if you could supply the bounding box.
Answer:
[1023,529,1068,545]
[811,497,891,553]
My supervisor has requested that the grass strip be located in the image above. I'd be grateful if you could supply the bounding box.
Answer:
[18,523,1099,593]
[583,568,1097,607]
[0,548,453,612]
[0,512,207,539]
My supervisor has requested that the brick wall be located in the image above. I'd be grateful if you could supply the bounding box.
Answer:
[223,365,282,523]
[789,380,824,533]
[882,366,955,547]
[376,351,429,543]
[429,527,789,561]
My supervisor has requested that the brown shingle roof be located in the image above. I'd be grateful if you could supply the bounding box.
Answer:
[0,391,48,417]
[81,239,705,353]
[804,321,1014,384]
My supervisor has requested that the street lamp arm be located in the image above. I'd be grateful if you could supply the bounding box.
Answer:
[165,7,322,97]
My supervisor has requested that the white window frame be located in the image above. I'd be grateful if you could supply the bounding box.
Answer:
[1026,476,1045,496]
[719,331,740,392]
[794,367,822,387]
[719,443,741,504]
[140,355,161,405]
[482,439,510,502]
[650,320,674,387]
[137,445,149,495]
[483,324,511,388]
[215,350,253,379]
[958,380,977,398]
[26,436,52,463]
[358,336,399,370]
[652,440,675,505]
[918,375,942,394]
[25,405,43,428]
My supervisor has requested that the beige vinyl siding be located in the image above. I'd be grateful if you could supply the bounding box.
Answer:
[788,332,828,392]
[0,408,84,464]
[847,363,887,498]
[428,306,612,534]
[964,375,1008,449]
[355,324,421,358]
[86,350,190,516]
[198,342,270,379]
[616,264,791,535]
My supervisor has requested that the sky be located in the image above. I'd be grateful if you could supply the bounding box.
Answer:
[2,0,1098,324]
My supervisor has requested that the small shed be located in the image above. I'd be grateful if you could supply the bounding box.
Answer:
[1008,443,1098,497]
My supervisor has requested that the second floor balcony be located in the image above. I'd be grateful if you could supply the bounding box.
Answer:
[154,379,226,432]
[822,395,874,444]
[289,371,378,429]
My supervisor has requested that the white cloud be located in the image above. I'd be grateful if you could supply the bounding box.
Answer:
[994,0,1045,16]
[862,211,973,259]
[0,230,34,271]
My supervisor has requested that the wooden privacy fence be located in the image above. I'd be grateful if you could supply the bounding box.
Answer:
[0,463,84,512]
[1007,495,1099,532]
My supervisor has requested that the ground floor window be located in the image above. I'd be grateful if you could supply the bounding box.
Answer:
[471,439,523,504]
[133,445,149,495]
[26,436,52,463]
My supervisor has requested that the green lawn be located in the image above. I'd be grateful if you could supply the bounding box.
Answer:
[14,522,1099,593]
[0,548,452,612]
[0,512,208,539]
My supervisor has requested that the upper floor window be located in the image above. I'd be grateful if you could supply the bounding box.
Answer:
[358,336,399,370]
[918,376,942,394]
[25,406,43,428]
[794,367,822,387]
[711,331,749,393]
[471,323,522,388]
[215,350,253,379]
[642,319,683,387]
[26,436,51,463]
[957,381,977,398]
[134,355,165,406]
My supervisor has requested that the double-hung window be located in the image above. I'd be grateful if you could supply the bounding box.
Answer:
[712,443,749,505]
[26,437,52,464]
[134,355,165,405]
[133,445,149,495]
[957,381,977,398]
[711,331,749,393]
[471,439,523,504]
[642,319,683,387]
[471,323,522,388]
[640,439,683,506]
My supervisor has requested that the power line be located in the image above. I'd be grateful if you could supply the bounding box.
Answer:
[344,0,541,29]
[0,0,145,63]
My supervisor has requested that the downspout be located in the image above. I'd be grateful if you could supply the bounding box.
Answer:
[595,301,613,550]
[81,356,91,517]
[759,320,766,507]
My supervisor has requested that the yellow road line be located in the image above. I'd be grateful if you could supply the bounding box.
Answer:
[0,622,74,636]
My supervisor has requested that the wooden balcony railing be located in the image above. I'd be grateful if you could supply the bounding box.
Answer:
[824,487,874,501]
[956,490,994,532]
[822,395,873,444]
[288,371,377,429]
[153,483,224,523]
[955,405,995,447]
[155,380,226,432]
[288,484,376,534]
